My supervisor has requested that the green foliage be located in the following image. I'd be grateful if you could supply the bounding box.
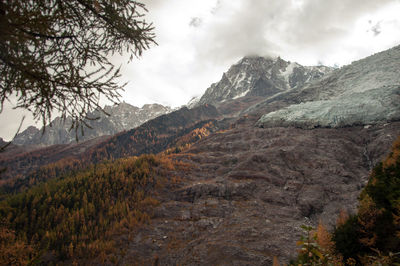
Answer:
[0,154,163,263]
[333,135,400,264]
[292,225,324,265]
[366,162,400,211]
[332,215,363,263]
[290,224,341,266]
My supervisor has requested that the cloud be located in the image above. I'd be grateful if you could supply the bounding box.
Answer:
[210,1,222,14]
[369,21,382,36]
[2,0,400,140]
[141,0,165,10]
[191,0,398,66]
[0,96,38,141]
[189,17,202,27]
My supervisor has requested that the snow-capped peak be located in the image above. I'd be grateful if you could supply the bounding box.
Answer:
[191,55,333,107]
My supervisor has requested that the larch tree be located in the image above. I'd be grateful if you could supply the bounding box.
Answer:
[0,0,156,135]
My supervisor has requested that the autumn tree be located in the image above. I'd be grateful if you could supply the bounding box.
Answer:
[0,0,156,133]
[0,154,167,263]
[333,135,400,264]
[291,224,343,265]
[292,137,400,265]
[0,225,38,265]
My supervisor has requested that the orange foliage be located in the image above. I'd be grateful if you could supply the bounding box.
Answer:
[158,155,175,171]
[162,122,216,155]
[0,153,175,264]
[272,256,280,266]
[357,194,381,247]
[315,222,334,252]
[336,209,349,227]
[383,135,400,169]
[295,222,344,265]
[140,197,160,208]
[315,222,343,264]
[0,226,37,265]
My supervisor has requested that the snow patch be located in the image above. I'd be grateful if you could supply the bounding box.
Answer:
[233,72,248,87]
[280,62,298,82]
[187,96,201,109]
[233,89,251,99]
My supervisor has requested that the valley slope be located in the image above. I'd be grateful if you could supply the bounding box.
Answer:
[120,46,400,264]
[1,46,399,265]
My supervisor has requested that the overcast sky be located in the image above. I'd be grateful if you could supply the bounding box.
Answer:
[1,0,400,140]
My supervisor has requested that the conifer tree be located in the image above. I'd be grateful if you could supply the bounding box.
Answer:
[0,0,156,132]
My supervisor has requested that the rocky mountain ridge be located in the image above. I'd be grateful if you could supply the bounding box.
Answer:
[193,56,333,107]
[12,102,172,146]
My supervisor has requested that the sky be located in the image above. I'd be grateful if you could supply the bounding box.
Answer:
[1,0,400,140]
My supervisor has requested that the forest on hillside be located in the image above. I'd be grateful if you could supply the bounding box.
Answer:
[0,154,187,264]
[1,134,399,264]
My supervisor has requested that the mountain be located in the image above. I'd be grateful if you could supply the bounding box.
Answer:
[187,95,201,108]
[123,119,399,265]
[1,46,400,265]
[0,104,225,184]
[119,47,400,264]
[12,126,40,143]
[0,137,7,147]
[193,56,333,107]
[120,47,400,264]
[256,45,400,128]
[84,104,225,163]
[12,102,172,146]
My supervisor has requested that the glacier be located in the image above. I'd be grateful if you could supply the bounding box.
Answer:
[257,45,400,129]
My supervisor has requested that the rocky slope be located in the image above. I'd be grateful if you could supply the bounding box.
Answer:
[12,102,172,146]
[193,56,332,107]
[2,45,399,265]
[120,46,400,264]
[121,116,400,265]
[257,45,400,128]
